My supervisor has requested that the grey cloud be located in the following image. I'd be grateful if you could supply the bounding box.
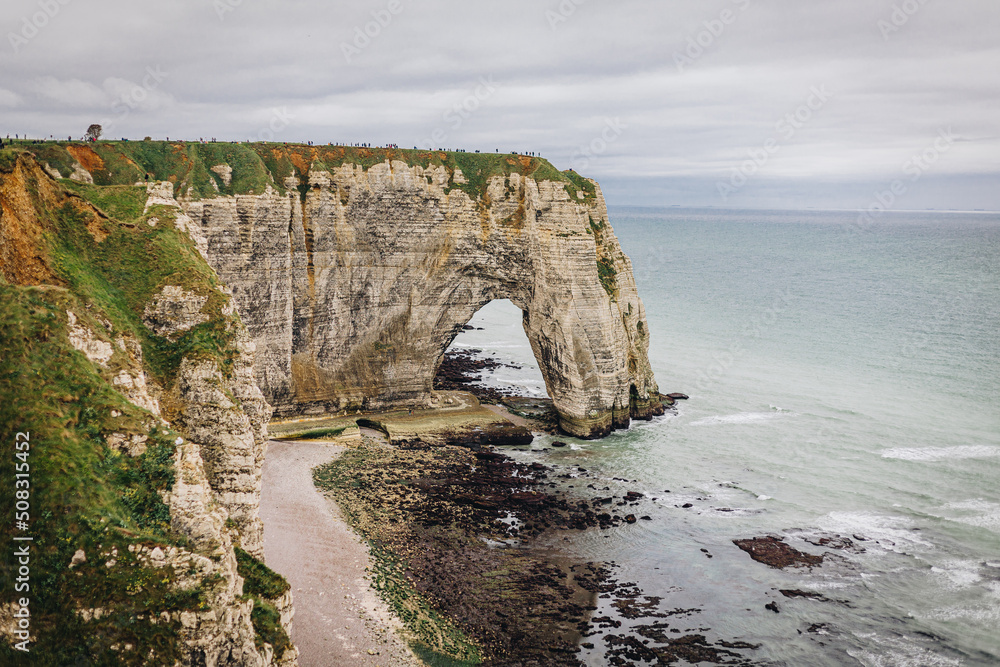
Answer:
[1,0,997,209]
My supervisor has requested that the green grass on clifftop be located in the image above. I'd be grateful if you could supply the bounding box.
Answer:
[47,180,240,385]
[23,141,598,204]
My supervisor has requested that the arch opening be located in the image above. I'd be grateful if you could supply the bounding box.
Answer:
[434,299,549,403]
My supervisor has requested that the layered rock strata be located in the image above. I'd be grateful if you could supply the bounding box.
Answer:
[180,155,662,437]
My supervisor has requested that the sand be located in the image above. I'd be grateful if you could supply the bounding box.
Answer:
[259,439,422,667]
[481,402,530,427]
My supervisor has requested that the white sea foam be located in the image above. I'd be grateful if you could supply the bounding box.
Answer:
[801,580,851,590]
[945,499,999,512]
[937,499,1000,532]
[688,411,793,426]
[710,507,764,516]
[930,560,984,589]
[847,633,964,667]
[818,511,934,551]
[881,445,1000,462]
[923,603,1000,625]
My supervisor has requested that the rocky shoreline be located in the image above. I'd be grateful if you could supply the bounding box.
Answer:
[434,348,527,405]
[311,430,758,666]
[313,437,598,665]
[433,349,686,434]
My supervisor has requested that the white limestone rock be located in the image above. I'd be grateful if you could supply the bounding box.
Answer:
[142,285,210,339]
[211,164,233,187]
[66,310,114,365]
[186,159,661,437]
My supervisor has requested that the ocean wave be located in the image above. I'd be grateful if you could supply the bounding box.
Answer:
[847,633,963,667]
[881,445,1000,462]
[923,603,1000,625]
[930,559,985,589]
[817,511,934,551]
[945,499,999,512]
[937,499,1000,533]
[688,411,793,426]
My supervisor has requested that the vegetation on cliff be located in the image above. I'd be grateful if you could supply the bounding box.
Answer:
[22,140,596,204]
[0,282,194,665]
[235,547,293,657]
[0,149,289,663]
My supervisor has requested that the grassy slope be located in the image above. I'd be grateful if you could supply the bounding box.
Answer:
[235,547,293,657]
[0,150,288,663]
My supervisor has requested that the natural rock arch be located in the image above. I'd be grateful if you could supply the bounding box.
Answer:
[183,158,662,437]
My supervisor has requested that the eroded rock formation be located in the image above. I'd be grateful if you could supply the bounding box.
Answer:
[183,153,661,437]
[25,142,662,438]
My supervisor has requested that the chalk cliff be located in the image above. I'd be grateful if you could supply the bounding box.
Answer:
[0,151,296,665]
[35,142,662,438]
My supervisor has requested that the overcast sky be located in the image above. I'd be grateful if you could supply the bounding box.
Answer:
[2,0,998,209]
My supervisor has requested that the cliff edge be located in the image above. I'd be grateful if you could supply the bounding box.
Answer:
[27,142,663,438]
[0,150,296,665]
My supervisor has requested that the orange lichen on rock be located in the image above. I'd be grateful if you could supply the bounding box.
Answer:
[288,150,313,176]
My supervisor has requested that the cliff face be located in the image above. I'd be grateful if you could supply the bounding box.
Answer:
[25,142,662,437]
[0,151,296,665]
[192,159,661,437]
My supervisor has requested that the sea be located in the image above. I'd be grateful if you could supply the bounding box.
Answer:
[446,207,1000,666]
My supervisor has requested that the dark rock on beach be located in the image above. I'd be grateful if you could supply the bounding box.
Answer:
[434,348,528,406]
[314,440,627,665]
[733,536,824,569]
[312,425,759,665]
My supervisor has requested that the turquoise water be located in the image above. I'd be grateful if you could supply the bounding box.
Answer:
[450,208,1000,666]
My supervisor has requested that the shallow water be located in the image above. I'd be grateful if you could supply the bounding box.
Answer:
[447,207,1000,666]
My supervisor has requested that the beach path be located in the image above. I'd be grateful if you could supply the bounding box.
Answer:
[260,439,421,667]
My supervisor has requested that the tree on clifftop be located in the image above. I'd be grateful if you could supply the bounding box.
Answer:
[85,124,102,142]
